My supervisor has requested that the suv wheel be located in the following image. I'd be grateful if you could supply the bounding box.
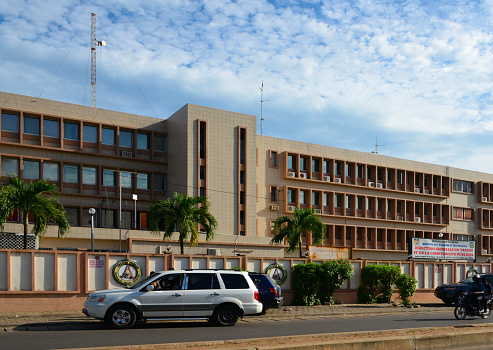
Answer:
[105,305,137,329]
[212,305,239,326]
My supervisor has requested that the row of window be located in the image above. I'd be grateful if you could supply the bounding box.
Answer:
[1,112,166,151]
[1,158,167,191]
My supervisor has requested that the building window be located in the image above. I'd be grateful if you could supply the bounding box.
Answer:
[239,170,245,184]
[288,155,295,170]
[323,193,330,207]
[367,167,373,180]
[239,128,246,165]
[312,192,320,206]
[103,170,115,187]
[23,160,40,179]
[120,171,132,188]
[300,157,307,171]
[43,162,59,181]
[335,194,342,208]
[43,119,59,138]
[83,125,97,143]
[287,188,296,203]
[346,163,352,177]
[2,158,19,177]
[453,179,474,193]
[357,165,364,179]
[102,209,115,228]
[63,164,79,183]
[377,168,383,181]
[64,122,79,140]
[345,195,352,209]
[367,197,373,211]
[137,173,149,189]
[397,171,403,184]
[65,207,79,226]
[312,159,319,172]
[270,186,278,202]
[406,173,411,185]
[299,190,307,204]
[200,187,206,197]
[154,135,166,152]
[119,130,132,148]
[199,121,206,159]
[102,128,115,145]
[335,162,342,176]
[200,166,206,180]
[453,207,474,220]
[453,234,473,241]
[387,169,392,182]
[137,133,149,150]
[323,160,330,174]
[2,112,19,132]
[24,116,40,135]
[82,166,97,185]
[415,174,421,186]
[121,211,133,229]
[240,191,245,204]
[433,176,439,189]
[270,151,278,168]
[270,221,276,236]
[154,173,166,191]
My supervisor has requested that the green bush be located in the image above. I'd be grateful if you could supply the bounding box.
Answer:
[357,286,376,304]
[292,260,354,306]
[395,274,417,306]
[379,265,401,303]
[358,265,402,304]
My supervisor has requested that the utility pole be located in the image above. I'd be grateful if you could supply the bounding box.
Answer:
[260,81,269,135]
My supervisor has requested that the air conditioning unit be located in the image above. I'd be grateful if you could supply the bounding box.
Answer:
[314,209,322,214]
[287,206,296,212]
[424,190,430,194]
[299,173,307,179]
[323,176,331,182]
[368,182,375,187]
[288,171,296,178]
[270,205,279,211]
[376,183,384,189]
[121,151,133,157]
[397,216,404,221]
[484,197,488,202]
[414,188,421,193]
[415,217,421,223]
[483,249,488,255]
[335,178,342,183]
[207,248,221,256]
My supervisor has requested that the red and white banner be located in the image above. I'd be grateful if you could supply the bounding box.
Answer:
[410,238,475,260]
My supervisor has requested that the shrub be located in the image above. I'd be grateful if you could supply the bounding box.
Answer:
[292,263,320,306]
[395,274,417,306]
[379,265,402,303]
[358,265,402,304]
[317,259,354,304]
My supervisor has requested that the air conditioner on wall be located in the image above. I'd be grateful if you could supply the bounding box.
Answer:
[314,209,322,214]
[270,205,279,211]
[287,206,295,212]
[207,248,221,256]
[335,178,342,183]
[415,217,421,223]
[484,197,488,202]
[323,176,331,182]
[368,182,375,187]
[424,190,430,194]
[288,171,296,178]
[376,183,384,189]
[121,151,133,157]
[397,216,404,221]
[299,173,307,179]
[483,249,488,255]
[414,188,421,193]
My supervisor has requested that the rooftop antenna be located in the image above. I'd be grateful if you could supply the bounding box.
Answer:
[260,81,269,135]
[372,137,385,154]
[91,13,106,107]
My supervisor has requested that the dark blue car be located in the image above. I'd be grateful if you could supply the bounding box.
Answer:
[249,272,284,314]
[434,273,493,304]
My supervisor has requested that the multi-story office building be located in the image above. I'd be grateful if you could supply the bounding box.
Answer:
[2,91,493,262]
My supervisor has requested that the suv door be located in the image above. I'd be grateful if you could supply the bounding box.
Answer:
[138,273,184,317]
[183,273,222,317]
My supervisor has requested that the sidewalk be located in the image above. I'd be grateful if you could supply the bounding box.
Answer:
[0,303,449,330]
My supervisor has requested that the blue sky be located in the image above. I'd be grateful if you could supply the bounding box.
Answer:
[2,0,493,172]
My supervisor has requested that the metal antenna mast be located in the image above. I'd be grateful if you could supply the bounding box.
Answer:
[90,13,105,107]
[260,81,269,135]
[372,137,385,154]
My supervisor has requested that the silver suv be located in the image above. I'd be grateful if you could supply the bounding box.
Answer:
[82,269,262,328]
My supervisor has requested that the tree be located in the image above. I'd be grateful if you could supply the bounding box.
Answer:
[0,177,70,249]
[148,192,218,254]
[270,207,326,258]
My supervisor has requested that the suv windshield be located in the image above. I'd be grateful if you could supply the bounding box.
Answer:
[127,274,158,289]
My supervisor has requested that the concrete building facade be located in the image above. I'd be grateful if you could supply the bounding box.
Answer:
[1,91,493,263]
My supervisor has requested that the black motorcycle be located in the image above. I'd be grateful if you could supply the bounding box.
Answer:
[454,291,492,319]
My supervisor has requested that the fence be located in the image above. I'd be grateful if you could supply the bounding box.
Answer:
[0,248,491,312]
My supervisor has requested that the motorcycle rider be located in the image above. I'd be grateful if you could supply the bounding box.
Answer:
[470,274,485,314]
[482,277,492,311]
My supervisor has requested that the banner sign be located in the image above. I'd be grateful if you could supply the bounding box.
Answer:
[410,238,475,260]
[307,245,351,260]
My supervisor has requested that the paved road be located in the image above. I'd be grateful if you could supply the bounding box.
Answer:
[1,309,491,350]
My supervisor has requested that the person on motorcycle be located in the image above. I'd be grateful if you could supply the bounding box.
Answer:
[470,274,485,314]
[482,277,492,311]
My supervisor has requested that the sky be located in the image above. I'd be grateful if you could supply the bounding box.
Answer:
[2,0,493,173]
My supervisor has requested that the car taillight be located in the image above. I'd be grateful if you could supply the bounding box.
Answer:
[254,291,260,301]
[270,287,278,296]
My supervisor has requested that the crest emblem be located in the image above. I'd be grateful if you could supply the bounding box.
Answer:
[112,260,142,285]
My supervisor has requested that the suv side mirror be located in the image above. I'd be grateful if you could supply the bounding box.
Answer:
[146,284,155,292]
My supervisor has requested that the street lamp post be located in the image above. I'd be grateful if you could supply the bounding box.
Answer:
[133,194,138,230]
[89,208,96,252]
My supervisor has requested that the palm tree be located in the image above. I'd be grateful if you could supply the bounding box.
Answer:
[270,207,326,258]
[0,177,70,249]
[148,192,218,254]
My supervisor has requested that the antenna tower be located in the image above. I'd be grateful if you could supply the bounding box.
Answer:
[260,81,269,135]
[372,137,385,154]
[90,13,105,107]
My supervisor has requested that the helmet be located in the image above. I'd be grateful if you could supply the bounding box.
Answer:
[473,274,481,280]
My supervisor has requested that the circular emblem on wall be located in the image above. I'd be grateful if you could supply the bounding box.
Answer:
[112,260,142,285]
[469,242,475,249]
[265,263,287,285]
